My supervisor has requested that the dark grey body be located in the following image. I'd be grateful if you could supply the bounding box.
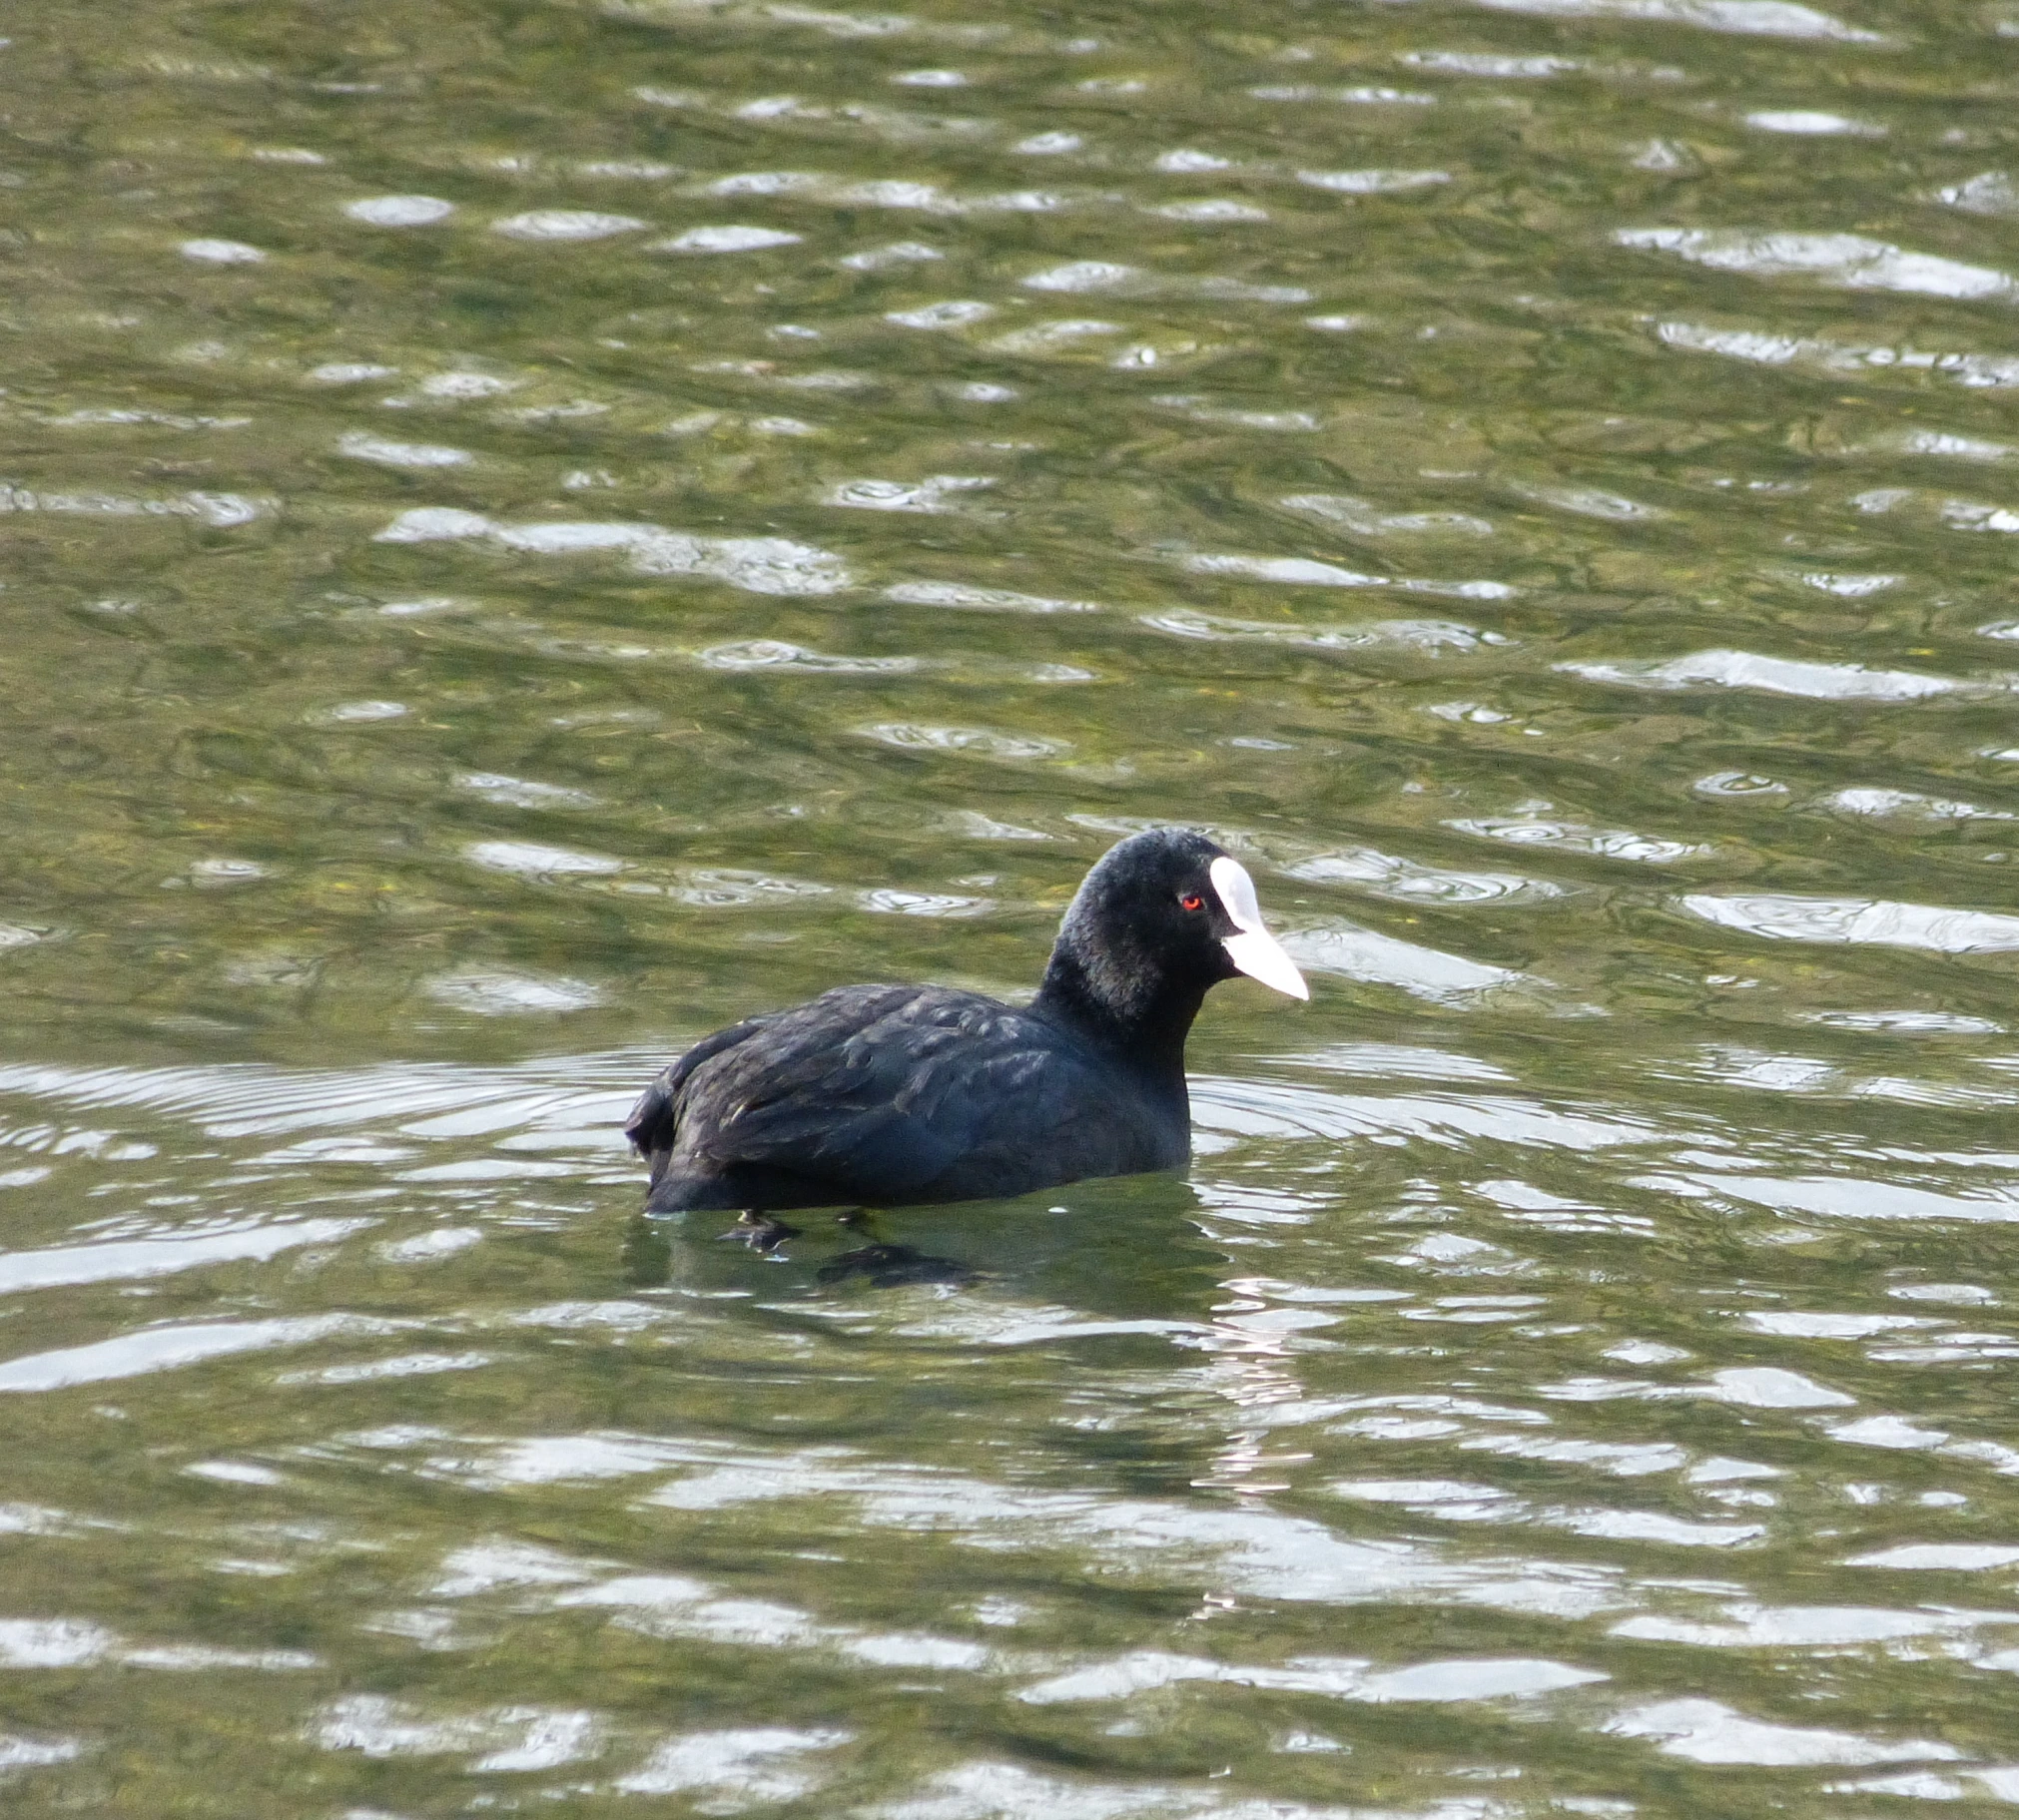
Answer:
[627,982,1189,1213]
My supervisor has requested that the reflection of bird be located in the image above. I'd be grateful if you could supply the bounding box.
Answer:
[626,828,1308,1217]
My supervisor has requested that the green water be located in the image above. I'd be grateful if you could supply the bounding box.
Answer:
[6,0,2019,1810]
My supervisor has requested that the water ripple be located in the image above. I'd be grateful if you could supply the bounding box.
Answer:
[0,1315,397,1393]
[1467,0,1880,37]
[1620,229,2019,301]
[1681,894,2019,953]
[373,512,852,594]
[1560,649,1970,700]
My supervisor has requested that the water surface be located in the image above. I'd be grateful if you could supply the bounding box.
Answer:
[6,0,2019,1811]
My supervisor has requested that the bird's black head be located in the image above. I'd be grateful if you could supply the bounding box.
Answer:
[1033,828,1307,1062]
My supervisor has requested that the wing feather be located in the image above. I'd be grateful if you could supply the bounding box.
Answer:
[634,984,1167,1207]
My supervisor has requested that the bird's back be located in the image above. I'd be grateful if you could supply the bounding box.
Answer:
[626,983,1187,1212]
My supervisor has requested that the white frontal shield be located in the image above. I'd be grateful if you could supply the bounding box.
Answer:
[1208,856,1310,1001]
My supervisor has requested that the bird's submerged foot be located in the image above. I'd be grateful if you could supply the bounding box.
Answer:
[719,1211,801,1254]
[817,1242,975,1290]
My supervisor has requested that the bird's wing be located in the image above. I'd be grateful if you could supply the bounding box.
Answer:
[668,987,1121,1203]
[624,1012,784,1189]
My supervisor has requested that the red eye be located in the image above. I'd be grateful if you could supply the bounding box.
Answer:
[1179,893,1204,911]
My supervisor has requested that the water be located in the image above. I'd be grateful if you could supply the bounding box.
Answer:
[5,0,2019,1809]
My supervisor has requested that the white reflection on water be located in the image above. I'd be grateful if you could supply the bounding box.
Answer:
[1289,1043,1513,1082]
[652,225,803,253]
[1605,1696,1958,1766]
[1149,199,1268,223]
[49,405,250,431]
[1447,810,1707,865]
[0,1217,373,1294]
[1745,109,1880,135]
[986,318,1123,354]
[0,485,267,526]
[1333,1477,1761,1545]
[342,195,455,227]
[312,1693,603,1768]
[1292,848,1560,907]
[1940,172,2019,218]
[859,889,993,917]
[888,581,1098,613]
[1742,1310,1934,1340]
[0,1617,317,1672]
[884,300,990,333]
[180,239,265,264]
[429,1538,605,1595]
[464,841,626,881]
[1510,481,1666,521]
[1668,1170,2019,1223]
[1816,787,2013,822]
[1012,130,1083,154]
[0,1506,111,1538]
[1845,1543,2019,1569]
[279,1351,493,1385]
[1658,319,2019,388]
[1898,431,2014,462]
[1561,649,1966,699]
[1298,168,1450,194]
[0,1054,642,1147]
[336,431,471,469]
[1680,894,2019,953]
[1273,924,1531,1002]
[0,1734,82,1773]
[0,1316,400,1393]
[1612,1600,2014,1646]
[942,810,1053,841]
[1284,493,1494,536]
[857,722,1067,760]
[314,699,409,722]
[1466,0,1878,36]
[1018,1650,1601,1704]
[373,511,854,595]
[490,211,646,241]
[1025,260,1308,306]
[535,1553,986,1672]
[308,361,398,384]
[639,1449,1630,1617]
[1203,1075,1675,1156]
[1400,50,1584,76]
[697,639,917,673]
[1156,400,1322,431]
[453,773,598,809]
[1022,261,1146,294]
[615,1726,854,1801]
[1252,84,1438,105]
[1698,1366,1853,1409]
[840,239,943,269]
[1621,229,2018,301]
[869,1758,1502,1818]
[827,474,996,511]
[413,371,518,400]
[1145,608,1506,648]
[1942,497,2019,532]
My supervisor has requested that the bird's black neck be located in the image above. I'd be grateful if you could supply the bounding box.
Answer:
[1030,946,1205,1093]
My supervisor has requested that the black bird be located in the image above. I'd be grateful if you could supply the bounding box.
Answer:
[625,828,1308,1215]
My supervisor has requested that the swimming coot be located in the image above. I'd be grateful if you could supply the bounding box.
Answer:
[626,828,1308,1214]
